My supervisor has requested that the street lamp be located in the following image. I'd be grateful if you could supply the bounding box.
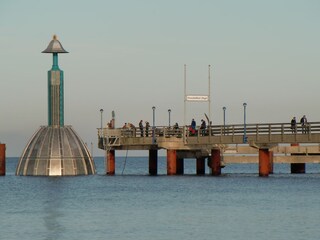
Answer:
[222,106,226,126]
[152,106,156,144]
[243,103,247,143]
[168,109,171,127]
[223,106,226,135]
[99,108,104,149]
[100,109,104,130]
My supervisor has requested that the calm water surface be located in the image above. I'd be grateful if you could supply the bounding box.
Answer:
[1,157,320,240]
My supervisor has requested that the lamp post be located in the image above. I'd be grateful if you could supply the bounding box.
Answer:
[100,108,104,149]
[152,106,156,144]
[223,106,226,135]
[100,109,103,131]
[168,109,171,127]
[243,103,247,143]
[222,106,226,126]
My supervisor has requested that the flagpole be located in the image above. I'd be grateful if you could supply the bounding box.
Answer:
[208,64,211,124]
[184,64,187,126]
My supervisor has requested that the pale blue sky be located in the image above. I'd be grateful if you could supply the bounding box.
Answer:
[1,0,319,156]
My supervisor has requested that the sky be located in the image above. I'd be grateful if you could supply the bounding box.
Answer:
[0,0,319,157]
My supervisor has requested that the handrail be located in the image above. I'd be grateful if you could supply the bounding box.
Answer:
[97,121,320,146]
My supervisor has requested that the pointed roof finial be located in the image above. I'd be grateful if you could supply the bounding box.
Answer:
[42,34,69,53]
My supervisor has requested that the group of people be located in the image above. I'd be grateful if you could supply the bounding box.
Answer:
[189,118,207,136]
[139,120,150,137]
[122,120,181,138]
[291,115,308,133]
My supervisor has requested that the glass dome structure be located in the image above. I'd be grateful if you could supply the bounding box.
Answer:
[16,36,95,176]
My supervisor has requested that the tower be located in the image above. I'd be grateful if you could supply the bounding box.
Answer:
[16,35,96,176]
[42,34,67,126]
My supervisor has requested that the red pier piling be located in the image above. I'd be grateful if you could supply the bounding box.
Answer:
[0,144,5,176]
[106,149,115,175]
[211,149,221,176]
[259,149,270,177]
[167,149,177,175]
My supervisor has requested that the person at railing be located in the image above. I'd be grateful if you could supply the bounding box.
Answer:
[189,118,197,136]
[200,119,206,136]
[174,122,179,134]
[300,115,307,134]
[145,121,150,137]
[139,120,144,137]
[191,118,196,129]
[291,117,297,133]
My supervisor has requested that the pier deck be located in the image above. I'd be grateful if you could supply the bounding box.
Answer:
[97,122,320,176]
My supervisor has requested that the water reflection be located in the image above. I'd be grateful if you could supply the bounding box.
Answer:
[42,177,67,239]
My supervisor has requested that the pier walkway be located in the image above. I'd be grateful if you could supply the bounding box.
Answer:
[97,122,320,176]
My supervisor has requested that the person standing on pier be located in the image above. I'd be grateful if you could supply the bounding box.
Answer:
[291,117,297,133]
[139,120,144,137]
[145,121,150,137]
[191,119,196,129]
[300,115,307,133]
[190,118,196,135]
[200,119,206,136]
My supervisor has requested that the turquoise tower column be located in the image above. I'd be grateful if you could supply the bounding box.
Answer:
[42,35,68,126]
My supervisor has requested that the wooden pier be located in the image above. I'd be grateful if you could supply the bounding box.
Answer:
[97,122,320,176]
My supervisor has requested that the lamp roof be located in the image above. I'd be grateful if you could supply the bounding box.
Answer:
[42,35,68,53]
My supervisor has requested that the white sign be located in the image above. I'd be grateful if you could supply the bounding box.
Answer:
[186,95,209,102]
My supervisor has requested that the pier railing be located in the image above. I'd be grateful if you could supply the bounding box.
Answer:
[98,122,320,148]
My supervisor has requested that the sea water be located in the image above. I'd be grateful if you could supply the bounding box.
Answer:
[1,157,320,240]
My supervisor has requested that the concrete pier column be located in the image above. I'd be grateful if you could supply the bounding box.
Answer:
[106,149,115,175]
[149,149,158,176]
[259,149,269,177]
[269,151,274,174]
[176,157,184,175]
[196,157,205,175]
[211,149,221,176]
[167,149,177,175]
[290,143,305,174]
[0,144,5,176]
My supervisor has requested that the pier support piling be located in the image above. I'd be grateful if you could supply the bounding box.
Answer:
[269,151,274,174]
[196,157,205,175]
[176,157,184,175]
[259,148,270,177]
[167,149,177,175]
[210,149,221,176]
[149,149,158,176]
[0,144,5,176]
[106,149,115,175]
[291,163,306,174]
[290,143,305,174]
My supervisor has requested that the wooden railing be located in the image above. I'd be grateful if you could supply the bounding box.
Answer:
[97,122,320,148]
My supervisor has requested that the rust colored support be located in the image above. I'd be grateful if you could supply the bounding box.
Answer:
[259,148,269,177]
[149,149,158,176]
[167,149,177,175]
[0,144,5,176]
[269,151,274,174]
[176,157,184,175]
[290,143,305,174]
[211,149,221,176]
[196,157,205,175]
[106,149,115,175]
